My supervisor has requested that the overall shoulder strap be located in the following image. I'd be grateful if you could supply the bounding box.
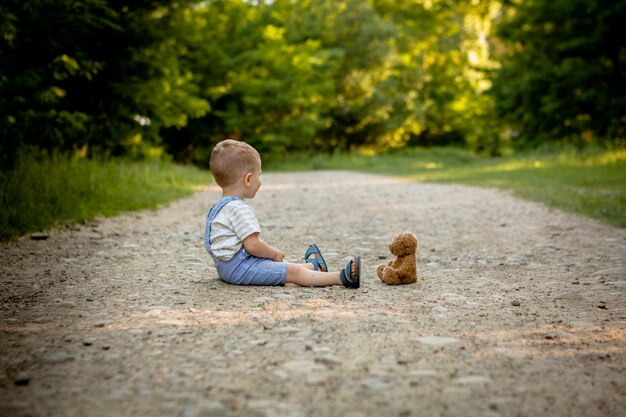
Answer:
[208,196,241,222]
[205,196,241,254]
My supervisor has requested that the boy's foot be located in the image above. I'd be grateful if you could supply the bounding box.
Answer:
[340,256,360,289]
[304,244,328,272]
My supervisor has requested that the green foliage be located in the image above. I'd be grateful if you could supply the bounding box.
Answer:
[371,0,501,152]
[0,149,209,241]
[2,0,624,167]
[161,0,504,161]
[0,0,210,168]
[491,0,626,146]
[219,20,339,153]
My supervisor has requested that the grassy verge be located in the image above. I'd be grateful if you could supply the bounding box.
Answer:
[0,152,210,241]
[265,147,626,228]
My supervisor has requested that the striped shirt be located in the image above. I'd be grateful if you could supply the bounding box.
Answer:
[209,199,261,261]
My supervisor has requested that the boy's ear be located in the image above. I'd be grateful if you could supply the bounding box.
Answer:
[244,172,252,185]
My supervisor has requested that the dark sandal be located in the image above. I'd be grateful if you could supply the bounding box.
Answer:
[340,256,360,289]
[304,244,328,272]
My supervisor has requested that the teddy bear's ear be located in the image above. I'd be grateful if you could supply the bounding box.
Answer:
[401,232,418,254]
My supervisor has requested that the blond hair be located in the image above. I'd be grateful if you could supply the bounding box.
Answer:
[210,139,261,187]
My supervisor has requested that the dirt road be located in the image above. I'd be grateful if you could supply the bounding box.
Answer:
[1,171,625,417]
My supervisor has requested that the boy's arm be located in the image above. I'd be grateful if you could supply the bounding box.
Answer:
[243,233,284,262]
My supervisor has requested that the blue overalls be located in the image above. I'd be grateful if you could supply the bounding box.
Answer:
[204,196,286,286]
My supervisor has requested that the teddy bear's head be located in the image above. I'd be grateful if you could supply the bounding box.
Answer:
[389,232,418,257]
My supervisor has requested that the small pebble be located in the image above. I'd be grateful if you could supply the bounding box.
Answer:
[316,354,342,365]
[511,300,521,306]
[14,373,31,386]
[416,336,460,346]
[42,352,74,363]
[30,232,49,240]
[362,379,391,390]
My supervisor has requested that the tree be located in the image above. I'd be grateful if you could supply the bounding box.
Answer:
[372,0,501,152]
[164,0,505,159]
[0,0,209,167]
[491,0,626,146]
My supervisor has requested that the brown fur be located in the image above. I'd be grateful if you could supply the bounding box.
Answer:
[376,232,418,285]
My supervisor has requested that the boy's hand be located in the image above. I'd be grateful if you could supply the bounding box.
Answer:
[273,250,285,262]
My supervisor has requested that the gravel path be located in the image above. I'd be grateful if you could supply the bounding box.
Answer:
[1,171,625,417]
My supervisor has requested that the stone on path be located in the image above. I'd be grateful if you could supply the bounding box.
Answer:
[454,375,493,384]
[592,266,625,277]
[30,232,49,240]
[553,291,585,301]
[14,373,31,386]
[405,370,438,378]
[362,379,392,390]
[281,360,325,374]
[316,354,342,366]
[41,352,75,364]
[416,336,460,346]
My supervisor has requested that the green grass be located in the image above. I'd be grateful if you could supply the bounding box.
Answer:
[265,147,626,228]
[0,152,210,241]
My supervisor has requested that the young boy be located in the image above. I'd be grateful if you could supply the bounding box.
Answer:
[204,139,360,288]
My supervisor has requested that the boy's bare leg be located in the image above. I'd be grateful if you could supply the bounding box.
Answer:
[284,260,357,287]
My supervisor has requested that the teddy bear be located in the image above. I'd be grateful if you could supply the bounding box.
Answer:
[377,232,418,285]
